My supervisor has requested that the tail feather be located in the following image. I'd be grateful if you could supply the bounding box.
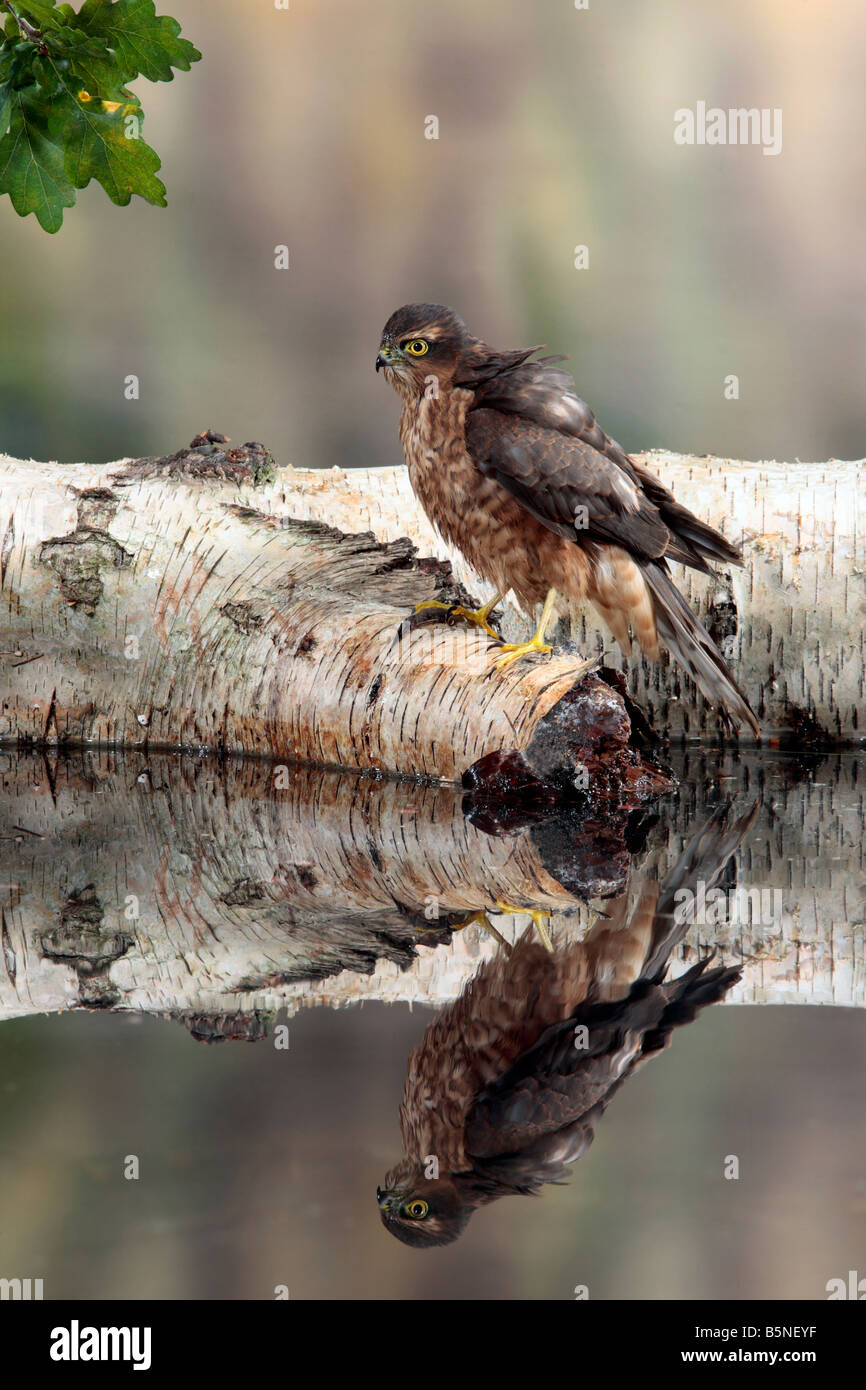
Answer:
[641,954,743,1055]
[641,802,759,978]
[632,462,745,572]
[642,561,759,737]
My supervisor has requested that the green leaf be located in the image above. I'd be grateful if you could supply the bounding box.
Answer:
[0,2,198,230]
[51,79,165,207]
[16,3,66,30]
[45,31,127,96]
[6,43,39,89]
[77,0,201,83]
[0,87,76,231]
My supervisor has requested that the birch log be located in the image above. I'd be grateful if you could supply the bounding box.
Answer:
[0,438,666,792]
[2,442,862,750]
[274,452,866,742]
[0,749,861,1034]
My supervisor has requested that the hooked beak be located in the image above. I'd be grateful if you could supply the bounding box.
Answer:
[376,1186,390,1209]
[376,345,399,373]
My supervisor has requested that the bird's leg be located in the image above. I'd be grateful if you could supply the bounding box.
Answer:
[446,909,514,953]
[413,589,507,642]
[493,901,555,953]
[493,588,557,671]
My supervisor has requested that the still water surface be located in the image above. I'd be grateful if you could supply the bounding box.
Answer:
[0,747,863,1298]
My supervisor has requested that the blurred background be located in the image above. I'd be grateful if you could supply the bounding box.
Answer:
[0,0,864,471]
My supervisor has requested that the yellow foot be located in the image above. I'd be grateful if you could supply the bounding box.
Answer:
[491,586,558,671]
[493,636,553,671]
[494,901,555,952]
[447,909,513,953]
[414,596,503,642]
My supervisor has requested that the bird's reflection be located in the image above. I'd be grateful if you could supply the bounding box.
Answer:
[377,804,756,1247]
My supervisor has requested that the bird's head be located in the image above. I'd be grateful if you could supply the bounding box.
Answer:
[376,1160,472,1248]
[375,303,473,400]
[376,303,539,400]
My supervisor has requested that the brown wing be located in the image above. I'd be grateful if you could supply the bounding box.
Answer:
[464,802,755,1167]
[466,406,671,561]
[466,363,760,735]
[464,958,740,1163]
[470,356,742,571]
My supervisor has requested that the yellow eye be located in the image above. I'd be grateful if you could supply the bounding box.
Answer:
[405,1199,429,1219]
[403,339,429,356]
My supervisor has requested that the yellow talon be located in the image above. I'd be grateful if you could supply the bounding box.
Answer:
[414,591,506,642]
[494,637,553,670]
[492,587,557,671]
[494,901,555,952]
[447,909,514,953]
[416,909,487,938]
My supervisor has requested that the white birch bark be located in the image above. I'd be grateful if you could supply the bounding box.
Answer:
[277,452,865,742]
[0,442,651,787]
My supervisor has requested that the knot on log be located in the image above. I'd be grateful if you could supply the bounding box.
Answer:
[39,885,133,1009]
[111,431,276,487]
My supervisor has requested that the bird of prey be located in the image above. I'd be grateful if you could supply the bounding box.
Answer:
[376,804,756,1248]
[376,303,759,736]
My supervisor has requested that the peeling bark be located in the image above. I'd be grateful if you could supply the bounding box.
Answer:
[0,436,666,790]
[3,437,861,768]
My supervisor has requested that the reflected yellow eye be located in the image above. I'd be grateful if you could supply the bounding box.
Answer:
[404,1199,429,1219]
[403,339,429,356]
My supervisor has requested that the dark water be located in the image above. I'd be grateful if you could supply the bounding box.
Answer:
[0,747,863,1299]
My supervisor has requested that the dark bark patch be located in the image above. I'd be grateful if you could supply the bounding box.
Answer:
[413,555,481,610]
[706,587,739,651]
[40,530,132,615]
[220,600,265,634]
[529,813,632,900]
[40,885,132,1007]
[182,1011,273,1044]
[219,877,266,907]
[111,432,275,487]
[74,488,120,531]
